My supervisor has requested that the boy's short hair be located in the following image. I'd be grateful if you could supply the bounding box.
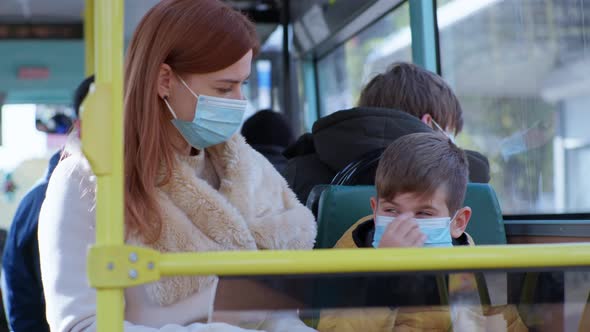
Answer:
[375,132,469,214]
[358,62,463,134]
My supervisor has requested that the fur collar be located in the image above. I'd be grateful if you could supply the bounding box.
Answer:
[130,135,316,306]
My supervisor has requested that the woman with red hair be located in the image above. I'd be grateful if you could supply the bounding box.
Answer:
[38,0,316,331]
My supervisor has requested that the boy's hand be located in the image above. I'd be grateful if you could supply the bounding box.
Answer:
[378,213,426,248]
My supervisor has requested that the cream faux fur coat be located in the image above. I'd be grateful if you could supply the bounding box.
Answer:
[38,135,317,332]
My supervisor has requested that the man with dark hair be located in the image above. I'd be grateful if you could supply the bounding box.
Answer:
[284,62,489,204]
[1,75,94,332]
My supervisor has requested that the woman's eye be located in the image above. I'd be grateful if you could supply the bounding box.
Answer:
[215,88,232,94]
[417,211,433,216]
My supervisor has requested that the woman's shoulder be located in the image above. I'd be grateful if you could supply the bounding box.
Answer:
[39,154,97,270]
[53,137,95,182]
[43,153,97,221]
[49,154,95,190]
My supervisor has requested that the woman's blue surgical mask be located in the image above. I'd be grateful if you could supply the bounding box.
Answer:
[373,215,454,248]
[163,75,247,149]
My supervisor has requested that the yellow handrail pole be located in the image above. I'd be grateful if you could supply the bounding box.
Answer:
[88,243,590,289]
[156,244,590,277]
[84,0,94,76]
[82,0,125,331]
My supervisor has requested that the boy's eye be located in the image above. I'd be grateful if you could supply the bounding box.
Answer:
[384,208,398,215]
[416,211,433,217]
[416,211,432,217]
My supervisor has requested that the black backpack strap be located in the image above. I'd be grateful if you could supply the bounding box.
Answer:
[331,148,385,185]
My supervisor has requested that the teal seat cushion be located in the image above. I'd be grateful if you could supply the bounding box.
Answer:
[315,186,375,249]
[463,183,507,245]
[314,183,507,249]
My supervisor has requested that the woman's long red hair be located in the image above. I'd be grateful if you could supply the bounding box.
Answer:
[124,0,259,243]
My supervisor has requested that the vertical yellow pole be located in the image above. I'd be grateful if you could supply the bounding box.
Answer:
[84,0,94,76]
[92,0,124,331]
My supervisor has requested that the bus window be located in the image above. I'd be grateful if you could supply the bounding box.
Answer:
[437,0,590,216]
[0,104,68,229]
[317,2,412,116]
[210,267,590,332]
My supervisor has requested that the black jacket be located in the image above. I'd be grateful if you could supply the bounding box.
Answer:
[250,144,289,174]
[284,107,490,203]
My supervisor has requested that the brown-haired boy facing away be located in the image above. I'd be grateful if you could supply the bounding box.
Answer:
[285,62,490,206]
[318,133,527,332]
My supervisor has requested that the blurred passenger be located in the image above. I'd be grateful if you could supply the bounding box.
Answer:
[284,62,490,204]
[50,113,74,135]
[37,1,316,331]
[317,133,527,332]
[1,75,94,332]
[241,110,294,174]
[1,174,17,203]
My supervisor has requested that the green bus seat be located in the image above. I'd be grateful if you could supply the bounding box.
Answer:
[310,183,508,315]
[314,183,507,249]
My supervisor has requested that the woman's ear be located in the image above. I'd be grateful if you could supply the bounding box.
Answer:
[451,206,472,238]
[421,114,434,128]
[158,63,173,99]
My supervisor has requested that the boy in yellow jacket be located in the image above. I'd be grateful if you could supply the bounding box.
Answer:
[318,133,527,332]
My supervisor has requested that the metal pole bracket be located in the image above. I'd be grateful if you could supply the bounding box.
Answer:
[88,245,161,288]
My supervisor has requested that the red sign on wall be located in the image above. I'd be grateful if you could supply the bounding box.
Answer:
[18,67,50,80]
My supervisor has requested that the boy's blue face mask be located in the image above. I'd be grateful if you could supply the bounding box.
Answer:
[372,214,455,248]
[163,74,247,150]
